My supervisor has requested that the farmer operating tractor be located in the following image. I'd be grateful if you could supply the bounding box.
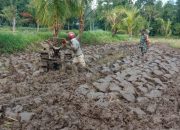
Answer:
[67,32,86,67]
[40,32,86,73]
[40,29,151,73]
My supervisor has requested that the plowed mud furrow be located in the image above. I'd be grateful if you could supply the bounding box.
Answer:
[0,43,180,130]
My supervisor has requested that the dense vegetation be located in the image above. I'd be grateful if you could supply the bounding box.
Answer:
[0,0,179,53]
[0,0,179,37]
[0,28,128,53]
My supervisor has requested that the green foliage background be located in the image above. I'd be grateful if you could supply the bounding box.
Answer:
[0,0,179,53]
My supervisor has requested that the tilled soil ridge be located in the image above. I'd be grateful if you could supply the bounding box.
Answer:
[0,44,180,130]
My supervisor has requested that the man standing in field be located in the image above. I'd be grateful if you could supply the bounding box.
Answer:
[139,29,150,56]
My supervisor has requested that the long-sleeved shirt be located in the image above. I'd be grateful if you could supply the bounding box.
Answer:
[140,34,148,47]
[70,38,83,56]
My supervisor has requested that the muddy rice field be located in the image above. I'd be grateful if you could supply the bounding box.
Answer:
[0,43,180,130]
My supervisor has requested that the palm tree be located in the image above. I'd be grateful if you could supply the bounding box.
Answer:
[70,0,92,38]
[26,2,40,32]
[32,0,71,38]
[162,19,172,37]
[105,6,126,36]
[143,5,159,28]
[155,18,172,37]
[123,8,140,37]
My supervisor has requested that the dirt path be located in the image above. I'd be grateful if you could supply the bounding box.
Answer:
[0,43,180,130]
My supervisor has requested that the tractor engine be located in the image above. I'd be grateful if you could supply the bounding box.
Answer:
[40,38,73,72]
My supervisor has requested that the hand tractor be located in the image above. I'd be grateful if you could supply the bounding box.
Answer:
[40,38,73,72]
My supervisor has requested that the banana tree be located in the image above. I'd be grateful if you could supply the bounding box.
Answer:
[32,0,71,38]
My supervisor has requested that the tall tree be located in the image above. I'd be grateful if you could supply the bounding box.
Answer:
[135,0,156,8]
[70,0,92,38]
[177,0,180,22]
[162,1,177,22]
[0,0,31,27]
[104,6,126,36]
[162,19,172,37]
[112,0,133,7]
[122,8,143,37]
[0,0,10,11]
[25,2,40,31]
[0,5,17,32]
[32,0,71,37]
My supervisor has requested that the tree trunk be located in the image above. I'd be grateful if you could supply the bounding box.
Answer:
[92,21,94,31]
[90,21,92,31]
[53,21,60,46]
[53,26,59,37]
[12,17,16,33]
[68,21,70,30]
[79,13,84,41]
[53,22,59,38]
[53,27,59,46]
[128,27,132,38]
[129,31,132,40]
[112,28,118,36]
[37,23,39,32]
[148,16,152,29]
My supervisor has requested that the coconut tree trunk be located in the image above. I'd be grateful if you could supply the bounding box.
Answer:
[12,17,16,33]
[53,18,59,38]
[112,28,118,36]
[67,21,70,30]
[53,26,59,46]
[90,21,92,30]
[148,15,152,29]
[53,25,59,38]
[37,23,39,32]
[130,31,132,39]
[128,27,133,38]
[79,13,84,41]
[129,31,133,40]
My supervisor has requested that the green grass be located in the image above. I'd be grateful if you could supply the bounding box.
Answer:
[0,26,179,54]
[81,30,128,44]
[59,30,129,44]
[0,28,129,54]
[0,26,49,32]
[0,31,52,53]
[150,38,180,48]
[131,37,180,49]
